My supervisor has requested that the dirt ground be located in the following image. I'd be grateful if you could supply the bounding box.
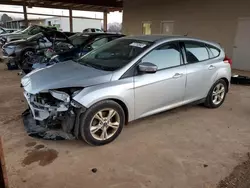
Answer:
[1,61,250,188]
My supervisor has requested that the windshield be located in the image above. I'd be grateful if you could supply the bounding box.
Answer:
[20,26,32,34]
[27,33,44,41]
[78,39,153,71]
[0,28,5,34]
[69,33,89,46]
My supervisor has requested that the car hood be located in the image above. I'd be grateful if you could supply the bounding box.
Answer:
[4,39,26,46]
[5,33,28,41]
[21,60,112,94]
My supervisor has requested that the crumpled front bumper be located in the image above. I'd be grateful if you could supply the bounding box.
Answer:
[22,109,75,140]
[22,91,76,140]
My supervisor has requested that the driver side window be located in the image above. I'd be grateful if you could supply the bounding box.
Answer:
[141,42,181,70]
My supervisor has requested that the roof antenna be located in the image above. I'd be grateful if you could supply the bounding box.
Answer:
[184,32,188,36]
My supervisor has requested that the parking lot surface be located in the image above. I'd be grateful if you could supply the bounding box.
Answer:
[1,62,250,188]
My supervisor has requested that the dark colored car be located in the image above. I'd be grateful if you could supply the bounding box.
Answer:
[2,30,73,69]
[63,32,77,37]
[0,27,17,35]
[50,32,125,63]
[0,25,57,47]
[29,33,125,72]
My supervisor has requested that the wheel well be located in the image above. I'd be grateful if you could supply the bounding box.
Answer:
[21,48,35,59]
[220,77,229,92]
[110,99,129,125]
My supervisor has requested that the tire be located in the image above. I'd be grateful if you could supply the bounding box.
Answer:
[80,100,125,146]
[204,79,228,108]
[19,50,34,67]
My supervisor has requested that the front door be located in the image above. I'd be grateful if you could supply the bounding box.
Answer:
[134,42,186,119]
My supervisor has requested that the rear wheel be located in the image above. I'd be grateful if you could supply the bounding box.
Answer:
[80,100,125,146]
[204,79,227,108]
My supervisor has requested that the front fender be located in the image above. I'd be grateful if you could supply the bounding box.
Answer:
[73,77,135,121]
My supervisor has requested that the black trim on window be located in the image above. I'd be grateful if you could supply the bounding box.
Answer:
[205,44,221,59]
[181,40,211,64]
[120,41,184,79]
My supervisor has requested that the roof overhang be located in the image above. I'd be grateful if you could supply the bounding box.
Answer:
[0,0,123,12]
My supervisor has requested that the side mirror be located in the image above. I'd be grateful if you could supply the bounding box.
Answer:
[138,62,158,74]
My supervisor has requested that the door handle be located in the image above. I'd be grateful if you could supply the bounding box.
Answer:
[173,73,183,78]
[208,65,216,70]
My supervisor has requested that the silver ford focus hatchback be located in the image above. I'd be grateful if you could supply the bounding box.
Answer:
[21,35,231,146]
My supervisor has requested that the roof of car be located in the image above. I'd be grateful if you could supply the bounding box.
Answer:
[123,35,220,47]
[80,32,124,36]
[123,35,197,42]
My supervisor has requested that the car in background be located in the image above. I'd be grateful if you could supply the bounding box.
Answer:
[21,35,231,145]
[63,32,77,37]
[83,28,103,33]
[30,32,125,71]
[0,27,17,35]
[5,28,17,33]
[2,30,73,69]
[0,25,56,46]
[54,32,125,61]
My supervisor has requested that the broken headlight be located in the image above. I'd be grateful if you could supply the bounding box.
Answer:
[49,90,70,103]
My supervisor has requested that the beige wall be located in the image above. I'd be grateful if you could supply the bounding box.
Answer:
[123,0,250,58]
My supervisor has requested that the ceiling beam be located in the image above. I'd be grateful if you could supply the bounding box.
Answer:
[1,0,122,8]
[49,0,122,8]
[0,10,103,20]
[0,0,122,12]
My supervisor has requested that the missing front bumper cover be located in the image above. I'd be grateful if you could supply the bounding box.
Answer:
[22,109,75,140]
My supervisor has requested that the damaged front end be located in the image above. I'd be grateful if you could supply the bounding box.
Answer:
[22,89,85,140]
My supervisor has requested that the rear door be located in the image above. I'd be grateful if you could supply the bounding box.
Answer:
[181,41,218,102]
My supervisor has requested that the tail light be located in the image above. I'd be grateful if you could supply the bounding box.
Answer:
[224,56,232,67]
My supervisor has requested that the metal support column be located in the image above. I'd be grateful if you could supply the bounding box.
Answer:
[103,10,108,32]
[23,5,28,28]
[69,8,73,32]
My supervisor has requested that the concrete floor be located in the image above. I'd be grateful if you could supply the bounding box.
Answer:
[1,62,250,188]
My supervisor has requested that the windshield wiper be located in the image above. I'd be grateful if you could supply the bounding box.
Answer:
[80,62,104,70]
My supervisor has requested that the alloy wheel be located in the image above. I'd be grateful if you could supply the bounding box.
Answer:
[90,108,120,141]
[212,83,225,105]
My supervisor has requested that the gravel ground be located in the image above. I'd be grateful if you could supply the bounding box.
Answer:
[1,60,250,188]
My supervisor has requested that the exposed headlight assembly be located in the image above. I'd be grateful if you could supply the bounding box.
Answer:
[49,90,70,103]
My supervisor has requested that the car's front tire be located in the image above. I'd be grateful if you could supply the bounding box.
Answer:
[204,79,228,108]
[80,100,125,146]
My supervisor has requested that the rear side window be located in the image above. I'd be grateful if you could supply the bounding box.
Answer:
[184,42,209,63]
[207,45,220,58]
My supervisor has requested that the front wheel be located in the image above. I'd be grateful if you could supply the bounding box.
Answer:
[19,50,35,70]
[204,79,228,108]
[80,100,125,146]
